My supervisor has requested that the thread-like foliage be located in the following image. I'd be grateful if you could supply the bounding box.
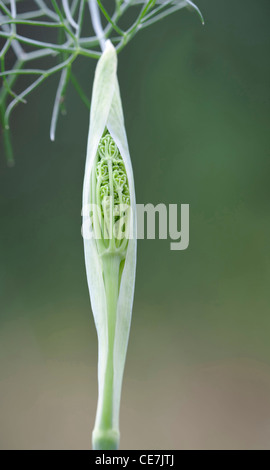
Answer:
[0,0,203,163]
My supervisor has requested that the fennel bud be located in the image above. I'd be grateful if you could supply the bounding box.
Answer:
[82,41,137,450]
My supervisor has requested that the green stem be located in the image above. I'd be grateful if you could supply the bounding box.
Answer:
[0,100,14,165]
[92,254,121,450]
[70,73,90,109]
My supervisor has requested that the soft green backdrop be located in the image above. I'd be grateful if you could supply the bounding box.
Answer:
[1,0,270,449]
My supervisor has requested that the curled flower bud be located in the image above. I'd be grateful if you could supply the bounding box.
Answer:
[82,41,136,450]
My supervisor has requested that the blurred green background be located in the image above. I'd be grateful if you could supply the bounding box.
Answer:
[1,0,270,450]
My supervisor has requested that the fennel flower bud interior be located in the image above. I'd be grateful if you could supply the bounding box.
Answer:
[92,130,130,256]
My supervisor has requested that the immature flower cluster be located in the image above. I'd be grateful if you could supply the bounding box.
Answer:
[92,131,131,254]
[96,132,130,206]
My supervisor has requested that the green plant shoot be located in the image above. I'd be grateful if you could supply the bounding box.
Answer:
[82,40,136,450]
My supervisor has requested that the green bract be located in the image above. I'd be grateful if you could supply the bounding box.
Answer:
[82,41,137,450]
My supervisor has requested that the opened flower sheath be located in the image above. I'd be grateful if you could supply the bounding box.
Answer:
[82,41,137,450]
